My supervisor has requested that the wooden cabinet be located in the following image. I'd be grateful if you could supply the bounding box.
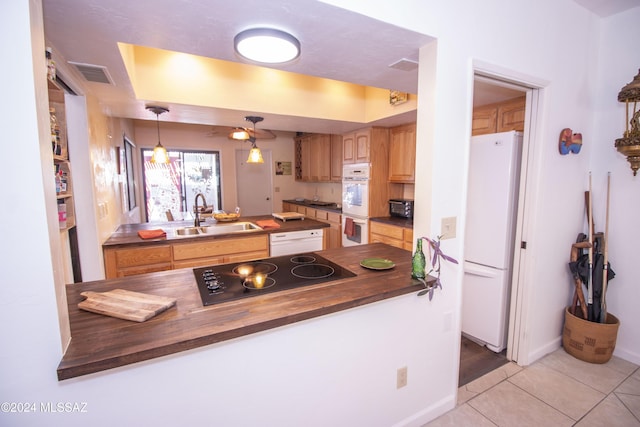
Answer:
[323,211,342,250]
[330,134,343,181]
[103,235,269,278]
[295,133,342,182]
[369,221,413,251]
[472,96,525,136]
[173,235,268,269]
[388,123,416,183]
[343,129,371,164]
[104,245,173,278]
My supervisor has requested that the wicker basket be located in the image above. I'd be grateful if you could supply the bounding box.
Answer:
[562,307,620,364]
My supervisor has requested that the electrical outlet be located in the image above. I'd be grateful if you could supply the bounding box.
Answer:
[397,366,408,389]
[441,216,457,239]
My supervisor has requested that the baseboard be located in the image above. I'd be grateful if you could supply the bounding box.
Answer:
[391,394,456,427]
[527,336,562,365]
[613,346,640,365]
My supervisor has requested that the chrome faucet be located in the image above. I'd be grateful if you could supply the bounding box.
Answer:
[194,193,207,227]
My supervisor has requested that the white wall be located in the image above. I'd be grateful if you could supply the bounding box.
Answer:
[2,1,639,427]
[590,8,640,363]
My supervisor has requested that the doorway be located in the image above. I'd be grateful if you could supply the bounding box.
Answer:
[459,73,541,385]
[235,149,273,215]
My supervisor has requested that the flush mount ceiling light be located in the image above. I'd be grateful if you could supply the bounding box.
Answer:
[615,69,640,176]
[146,105,170,164]
[231,116,265,164]
[234,28,300,64]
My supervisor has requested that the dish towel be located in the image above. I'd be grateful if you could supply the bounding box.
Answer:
[344,217,355,237]
[256,219,281,229]
[137,229,167,239]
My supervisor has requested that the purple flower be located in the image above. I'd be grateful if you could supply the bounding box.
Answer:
[417,235,458,298]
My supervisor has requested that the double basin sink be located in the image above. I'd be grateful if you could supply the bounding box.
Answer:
[174,221,262,237]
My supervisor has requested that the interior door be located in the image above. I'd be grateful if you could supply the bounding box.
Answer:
[235,149,273,215]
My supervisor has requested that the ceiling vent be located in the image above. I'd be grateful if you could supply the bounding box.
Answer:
[388,58,419,72]
[69,61,114,85]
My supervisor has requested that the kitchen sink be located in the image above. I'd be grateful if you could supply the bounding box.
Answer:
[173,222,262,237]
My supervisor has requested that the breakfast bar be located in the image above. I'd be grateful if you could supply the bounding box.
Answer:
[58,243,432,380]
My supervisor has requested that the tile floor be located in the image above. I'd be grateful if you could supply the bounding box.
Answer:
[425,348,640,426]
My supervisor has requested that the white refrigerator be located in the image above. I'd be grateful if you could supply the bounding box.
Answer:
[462,131,522,353]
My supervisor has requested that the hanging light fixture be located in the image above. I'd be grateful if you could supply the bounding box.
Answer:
[232,116,265,164]
[234,28,300,64]
[146,106,169,164]
[615,69,640,176]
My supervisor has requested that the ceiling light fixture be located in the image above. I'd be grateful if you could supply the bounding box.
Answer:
[234,28,300,64]
[146,106,170,164]
[615,69,640,176]
[232,116,265,164]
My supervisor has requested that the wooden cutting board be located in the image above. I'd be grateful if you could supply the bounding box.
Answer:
[78,289,177,322]
[272,212,305,221]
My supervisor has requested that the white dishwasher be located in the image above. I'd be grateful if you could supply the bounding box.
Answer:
[269,229,324,256]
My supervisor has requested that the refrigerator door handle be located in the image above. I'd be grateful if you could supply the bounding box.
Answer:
[463,262,500,278]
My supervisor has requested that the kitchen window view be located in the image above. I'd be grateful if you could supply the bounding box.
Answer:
[142,149,222,221]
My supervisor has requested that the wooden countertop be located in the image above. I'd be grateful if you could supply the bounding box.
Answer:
[370,216,414,228]
[283,199,342,213]
[58,243,434,381]
[103,215,329,247]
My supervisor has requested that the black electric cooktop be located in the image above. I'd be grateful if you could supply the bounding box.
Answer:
[193,252,357,306]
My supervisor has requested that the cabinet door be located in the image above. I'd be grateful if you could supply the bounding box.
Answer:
[343,133,355,164]
[497,97,526,132]
[299,136,312,181]
[316,134,332,181]
[472,105,498,136]
[354,130,370,163]
[389,123,416,183]
[330,134,343,181]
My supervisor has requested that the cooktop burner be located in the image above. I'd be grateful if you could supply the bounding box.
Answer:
[193,252,356,306]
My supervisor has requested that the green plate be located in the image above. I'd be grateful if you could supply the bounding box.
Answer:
[360,258,395,270]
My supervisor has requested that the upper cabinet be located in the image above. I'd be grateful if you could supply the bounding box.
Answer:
[472,96,526,136]
[388,123,416,183]
[342,129,371,164]
[295,133,342,183]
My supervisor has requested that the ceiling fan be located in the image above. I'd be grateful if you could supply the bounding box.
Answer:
[206,118,276,140]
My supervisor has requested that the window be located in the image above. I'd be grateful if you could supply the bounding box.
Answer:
[142,149,222,222]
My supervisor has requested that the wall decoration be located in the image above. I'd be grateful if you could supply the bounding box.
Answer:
[389,90,408,106]
[559,128,583,155]
[275,161,291,175]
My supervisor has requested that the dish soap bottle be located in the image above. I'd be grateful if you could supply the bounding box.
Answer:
[411,238,426,279]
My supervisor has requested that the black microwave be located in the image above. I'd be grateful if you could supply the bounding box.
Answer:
[389,199,414,219]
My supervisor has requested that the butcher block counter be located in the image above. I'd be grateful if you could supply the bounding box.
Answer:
[58,243,434,380]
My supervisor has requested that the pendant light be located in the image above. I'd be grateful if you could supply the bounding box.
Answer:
[232,116,265,164]
[146,106,169,164]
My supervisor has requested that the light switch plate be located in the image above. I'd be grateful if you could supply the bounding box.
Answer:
[441,217,457,239]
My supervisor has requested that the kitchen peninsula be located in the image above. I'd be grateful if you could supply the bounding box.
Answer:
[102,215,330,278]
[58,243,433,380]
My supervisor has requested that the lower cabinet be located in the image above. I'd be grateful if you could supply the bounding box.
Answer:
[369,221,413,251]
[103,235,269,278]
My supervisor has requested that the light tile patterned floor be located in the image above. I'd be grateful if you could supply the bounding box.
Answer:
[425,348,640,426]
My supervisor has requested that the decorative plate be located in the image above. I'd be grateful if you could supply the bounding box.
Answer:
[360,258,395,270]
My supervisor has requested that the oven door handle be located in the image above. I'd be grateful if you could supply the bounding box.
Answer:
[347,217,368,225]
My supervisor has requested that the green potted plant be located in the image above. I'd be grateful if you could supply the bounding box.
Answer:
[412,235,458,300]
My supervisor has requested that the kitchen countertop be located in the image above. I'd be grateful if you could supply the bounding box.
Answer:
[103,215,330,247]
[57,243,434,380]
[370,216,414,228]
[283,199,342,213]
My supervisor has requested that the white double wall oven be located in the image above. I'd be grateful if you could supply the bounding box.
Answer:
[341,163,370,247]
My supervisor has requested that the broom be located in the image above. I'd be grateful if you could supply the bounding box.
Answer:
[599,172,611,323]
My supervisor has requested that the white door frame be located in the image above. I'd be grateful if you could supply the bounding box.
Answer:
[472,62,547,366]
